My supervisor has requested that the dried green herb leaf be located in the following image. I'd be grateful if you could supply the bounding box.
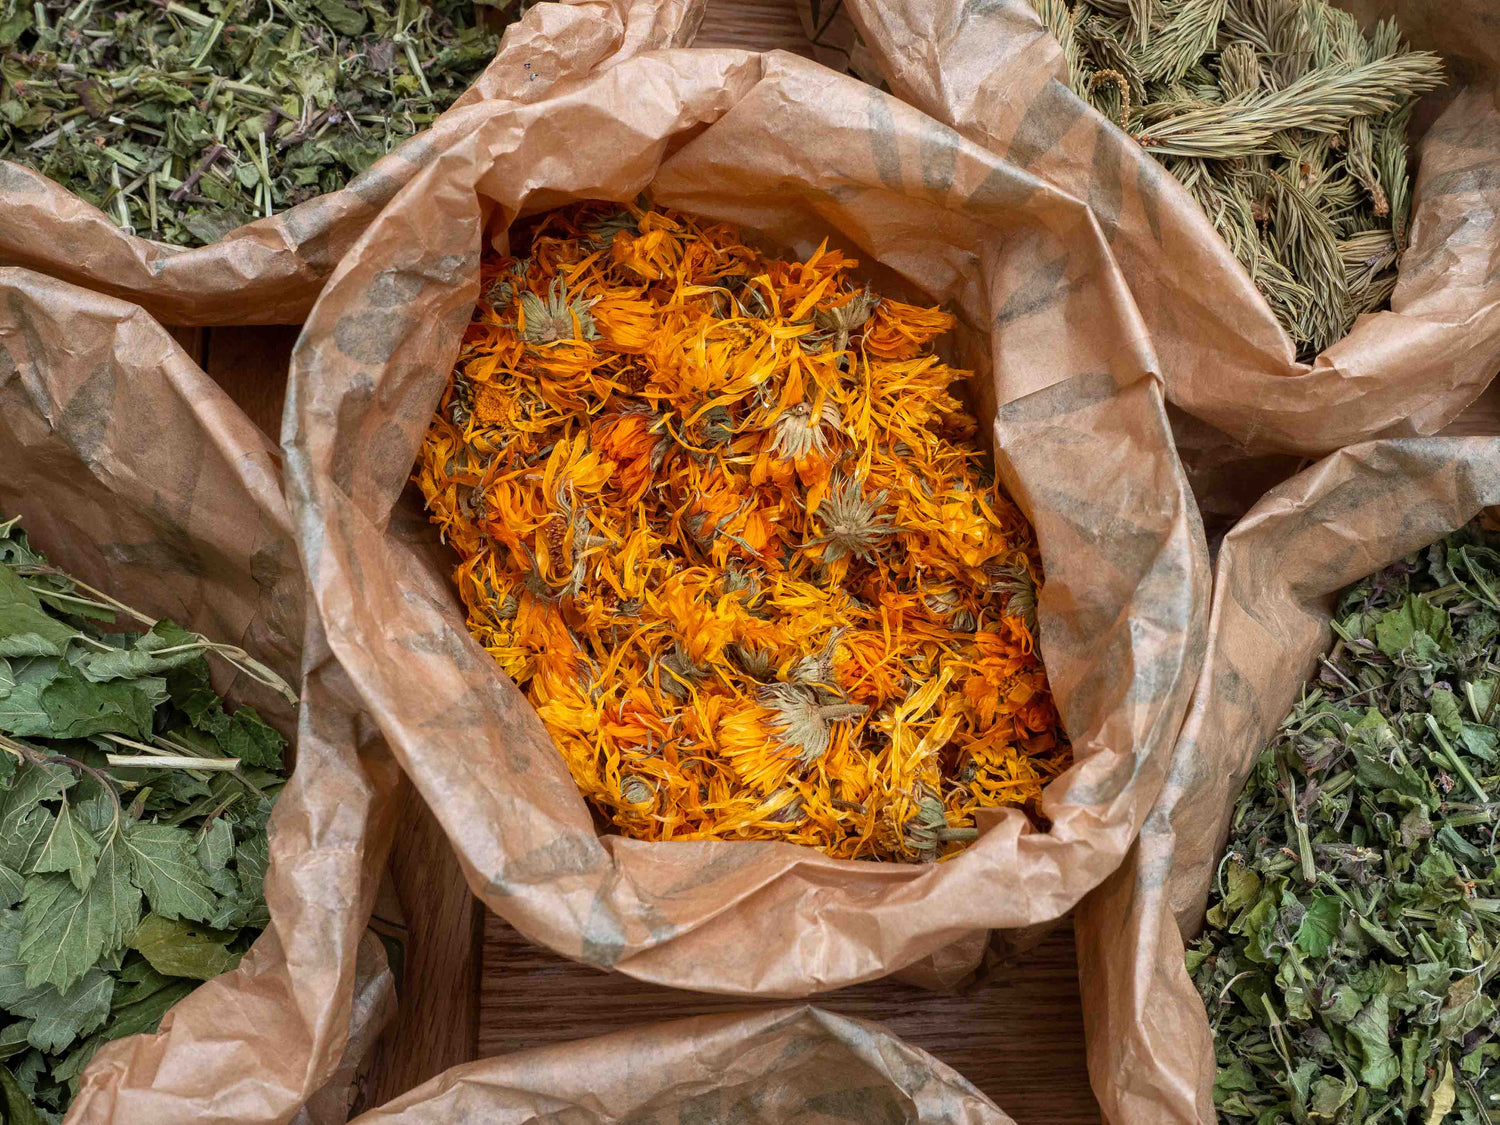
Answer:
[15,968,113,1054]
[1193,519,1500,1123]
[0,1063,43,1125]
[32,801,100,892]
[127,914,239,981]
[120,822,215,923]
[20,836,140,992]
[196,819,233,873]
[0,0,516,248]
[38,672,165,741]
[0,513,288,1116]
[0,570,75,659]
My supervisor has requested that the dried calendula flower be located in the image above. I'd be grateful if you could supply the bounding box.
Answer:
[416,200,1070,862]
[810,475,898,564]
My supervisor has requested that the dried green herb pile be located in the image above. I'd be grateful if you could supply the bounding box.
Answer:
[0,0,513,247]
[0,514,292,1121]
[1031,0,1444,360]
[1192,520,1500,1123]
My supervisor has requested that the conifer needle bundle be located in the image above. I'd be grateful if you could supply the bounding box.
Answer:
[1032,0,1444,360]
[415,202,1069,863]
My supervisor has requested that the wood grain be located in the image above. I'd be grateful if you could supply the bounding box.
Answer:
[1439,378,1500,437]
[695,0,811,54]
[363,781,485,1108]
[201,324,299,437]
[478,914,1101,1124]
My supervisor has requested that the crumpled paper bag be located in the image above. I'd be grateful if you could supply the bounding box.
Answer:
[283,21,1209,995]
[823,0,1500,458]
[346,1006,1010,1125]
[0,267,403,1124]
[1073,434,1500,1124]
[0,0,702,327]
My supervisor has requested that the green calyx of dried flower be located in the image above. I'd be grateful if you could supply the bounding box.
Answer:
[519,278,601,345]
[770,400,843,461]
[761,789,807,824]
[484,278,514,311]
[902,783,978,860]
[987,562,1039,635]
[731,642,777,680]
[811,285,881,353]
[809,476,898,563]
[759,683,867,763]
[655,643,709,699]
[619,774,656,805]
[791,628,847,692]
[586,209,642,247]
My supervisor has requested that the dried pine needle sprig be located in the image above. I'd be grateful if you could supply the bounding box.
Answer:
[1032,0,1444,360]
[416,201,1069,863]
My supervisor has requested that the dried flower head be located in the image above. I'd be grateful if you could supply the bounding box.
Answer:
[731,642,777,680]
[760,683,868,763]
[770,400,843,461]
[811,285,881,352]
[416,201,1067,860]
[901,782,979,862]
[519,277,601,345]
[811,476,897,563]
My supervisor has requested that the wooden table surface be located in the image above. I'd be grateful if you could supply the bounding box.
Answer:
[162,0,1500,1118]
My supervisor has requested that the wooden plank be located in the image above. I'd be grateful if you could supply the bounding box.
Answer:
[202,325,300,438]
[479,914,1102,1124]
[1439,378,1500,436]
[364,782,485,1107]
[696,0,812,54]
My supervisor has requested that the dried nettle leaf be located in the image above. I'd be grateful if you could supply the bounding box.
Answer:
[1191,519,1500,1123]
[1032,0,1444,360]
[0,0,526,248]
[0,514,291,1119]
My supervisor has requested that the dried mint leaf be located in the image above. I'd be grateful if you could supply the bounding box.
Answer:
[1192,518,1500,1123]
[0,0,528,248]
[127,915,239,981]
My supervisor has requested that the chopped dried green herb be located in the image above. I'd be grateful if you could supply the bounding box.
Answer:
[0,0,522,248]
[0,514,293,1120]
[1191,518,1500,1123]
[1032,0,1444,360]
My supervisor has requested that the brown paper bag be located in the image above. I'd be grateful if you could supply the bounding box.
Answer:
[283,35,1210,995]
[0,267,403,1124]
[1072,434,1500,1125]
[347,1006,1011,1125]
[0,0,701,328]
[820,0,1500,459]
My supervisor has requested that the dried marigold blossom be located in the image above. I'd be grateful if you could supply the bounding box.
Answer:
[415,200,1070,862]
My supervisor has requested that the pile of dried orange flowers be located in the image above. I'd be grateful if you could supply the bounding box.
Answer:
[415,201,1068,862]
